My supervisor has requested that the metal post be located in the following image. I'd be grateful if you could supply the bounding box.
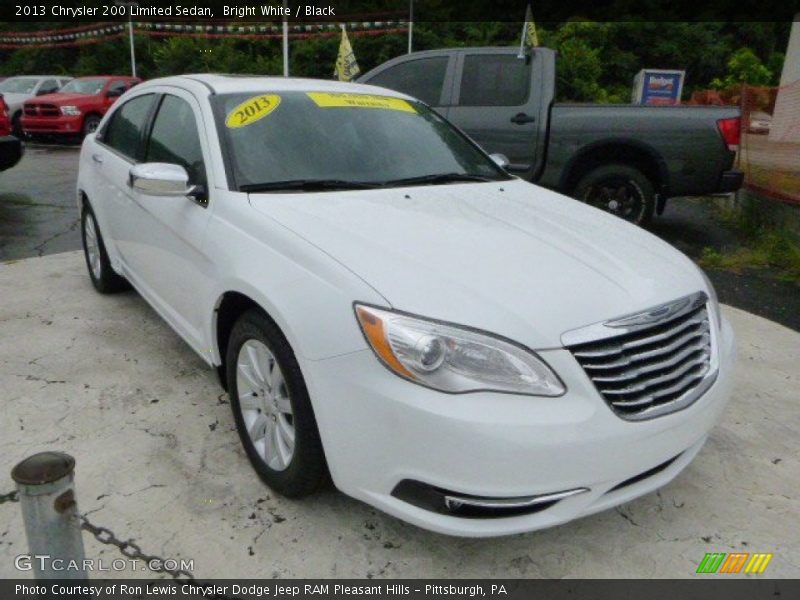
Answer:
[408,0,413,54]
[128,16,137,78]
[11,452,86,580]
[282,0,290,76]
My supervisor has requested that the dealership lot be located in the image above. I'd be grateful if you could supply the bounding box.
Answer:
[0,143,798,577]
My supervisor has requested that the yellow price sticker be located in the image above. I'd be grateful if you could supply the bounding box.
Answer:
[306,92,416,113]
[225,94,281,128]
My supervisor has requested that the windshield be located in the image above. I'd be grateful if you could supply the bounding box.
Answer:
[214,91,509,191]
[0,77,41,94]
[59,78,107,95]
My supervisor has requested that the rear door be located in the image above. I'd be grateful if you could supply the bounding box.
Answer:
[90,92,156,261]
[446,50,543,177]
[359,53,456,116]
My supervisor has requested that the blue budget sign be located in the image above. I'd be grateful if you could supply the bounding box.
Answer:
[633,69,685,105]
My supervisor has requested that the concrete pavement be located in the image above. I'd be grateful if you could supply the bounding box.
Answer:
[0,251,798,578]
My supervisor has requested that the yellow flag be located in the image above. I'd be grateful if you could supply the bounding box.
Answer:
[334,26,360,82]
[523,4,539,48]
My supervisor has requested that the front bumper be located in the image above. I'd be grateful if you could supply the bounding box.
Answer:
[0,135,22,171]
[21,114,83,135]
[302,316,736,537]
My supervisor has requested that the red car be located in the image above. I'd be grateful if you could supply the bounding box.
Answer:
[21,75,141,139]
[0,93,23,172]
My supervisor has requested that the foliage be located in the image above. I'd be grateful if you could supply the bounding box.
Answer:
[710,48,773,89]
[0,20,791,103]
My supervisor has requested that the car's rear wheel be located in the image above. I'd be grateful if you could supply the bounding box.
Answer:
[226,309,328,498]
[573,164,655,226]
[82,114,101,137]
[81,204,129,294]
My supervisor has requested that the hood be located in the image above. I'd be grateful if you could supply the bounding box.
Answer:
[26,92,94,105]
[248,179,707,349]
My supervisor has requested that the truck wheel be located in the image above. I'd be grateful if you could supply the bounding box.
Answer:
[82,114,101,137]
[572,164,655,226]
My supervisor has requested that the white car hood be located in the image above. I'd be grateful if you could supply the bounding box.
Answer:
[249,179,707,349]
[1,92,29,112]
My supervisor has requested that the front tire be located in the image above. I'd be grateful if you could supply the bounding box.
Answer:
[81,204,129,294]
[11,112,23,138]
[572,164,656,226]
[226,310,328,498]
[82,114,101,137]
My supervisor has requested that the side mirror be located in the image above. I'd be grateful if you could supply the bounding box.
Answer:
[489,153,510,169]
[37,88,54,96]
[106,88,123,98]
[129,163,196,197]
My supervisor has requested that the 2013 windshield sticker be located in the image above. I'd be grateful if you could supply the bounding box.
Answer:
[225,95,282,128]
[306,92,416,113]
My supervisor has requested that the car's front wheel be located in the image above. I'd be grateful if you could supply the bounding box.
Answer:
[81,204,129,293]
[226,309,328,498]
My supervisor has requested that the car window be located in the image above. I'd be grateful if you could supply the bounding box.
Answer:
[366,57,449,106]
[108,80,128,95]
[37,79,59,95]
[101,94,155,161]
[458,54,531,107]
[215,91,507,190]
[146,95,206,187]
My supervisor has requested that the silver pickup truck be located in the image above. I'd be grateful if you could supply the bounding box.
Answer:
[359,47,743,225]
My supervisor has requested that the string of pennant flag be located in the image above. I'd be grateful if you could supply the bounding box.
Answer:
[0,20,409,49]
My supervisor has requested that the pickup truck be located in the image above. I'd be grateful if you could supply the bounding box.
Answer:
[21,75,141,140]
[359,47,743,225]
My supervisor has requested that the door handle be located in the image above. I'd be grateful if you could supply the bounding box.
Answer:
[510,113,536,124]
[91,154,103,164]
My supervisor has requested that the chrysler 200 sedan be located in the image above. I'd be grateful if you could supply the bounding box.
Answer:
[76,75,735,537]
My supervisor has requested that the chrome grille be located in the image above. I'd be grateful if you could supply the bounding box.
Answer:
[565,293,716,420]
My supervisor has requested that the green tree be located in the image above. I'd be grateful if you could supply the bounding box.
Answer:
[711,47,773,89]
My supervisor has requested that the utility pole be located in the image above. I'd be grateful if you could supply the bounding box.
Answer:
[282,0,290,76]
[408,0,414,54]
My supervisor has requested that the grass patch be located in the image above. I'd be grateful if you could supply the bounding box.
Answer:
[699,232,800,283]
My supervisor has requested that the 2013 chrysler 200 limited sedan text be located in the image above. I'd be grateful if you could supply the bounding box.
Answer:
[76,75,736,537]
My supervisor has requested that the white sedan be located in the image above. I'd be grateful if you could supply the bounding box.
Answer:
[76,75,735,537]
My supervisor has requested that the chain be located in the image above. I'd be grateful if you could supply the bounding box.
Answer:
[2,491,239,599]
[80,514,242,600]
[0,489,19,504]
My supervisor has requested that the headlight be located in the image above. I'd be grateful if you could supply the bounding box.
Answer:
[354,304,565,396]
[699,269,722,329]
[60,106,81,116]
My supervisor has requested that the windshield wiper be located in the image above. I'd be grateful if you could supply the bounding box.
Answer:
[240,179,380,193]
[377,173,498,187]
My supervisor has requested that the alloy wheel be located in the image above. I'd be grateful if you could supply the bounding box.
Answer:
[83,213,102,280]
[235,339,295,471]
